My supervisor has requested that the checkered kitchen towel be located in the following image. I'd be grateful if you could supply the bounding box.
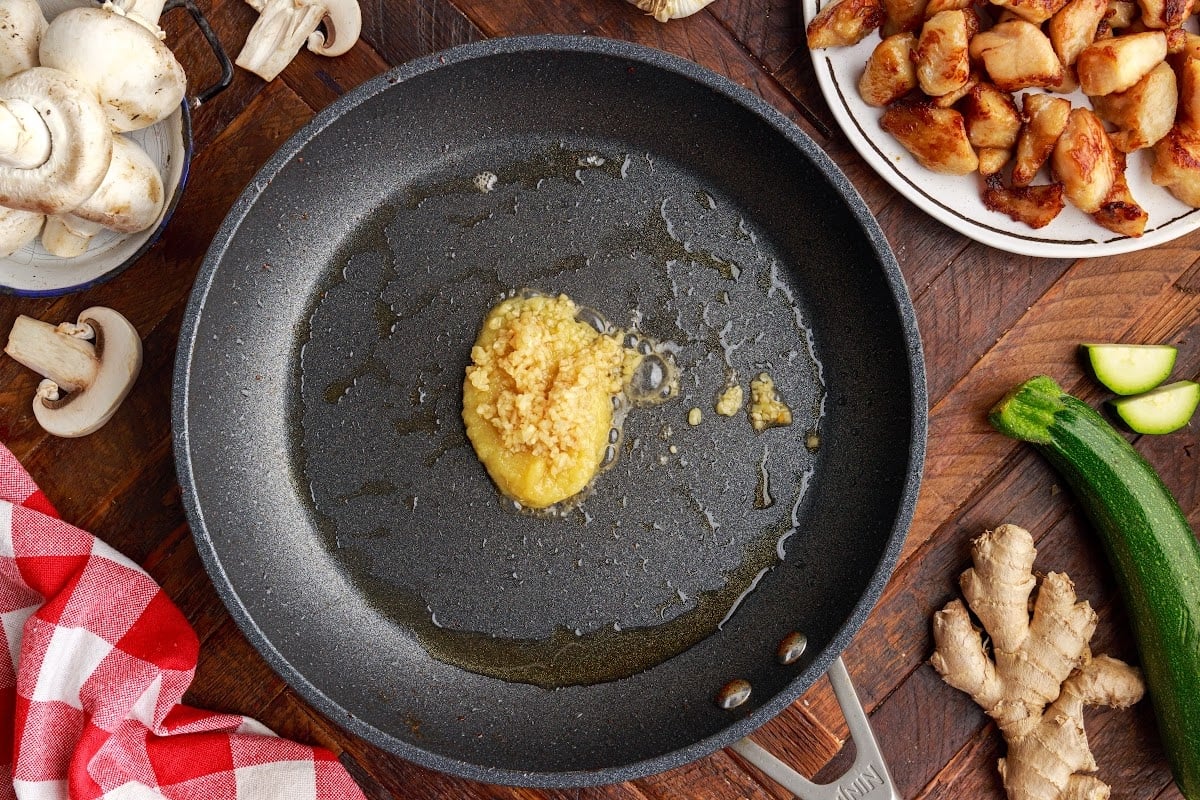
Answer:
[0,443,367,800]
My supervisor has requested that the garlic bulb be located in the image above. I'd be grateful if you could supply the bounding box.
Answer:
[626,0,717,22]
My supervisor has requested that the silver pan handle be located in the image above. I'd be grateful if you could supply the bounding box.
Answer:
[731,657,899,800]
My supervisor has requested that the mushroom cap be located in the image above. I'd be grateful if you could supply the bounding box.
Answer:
[0,204,43,256]
[0,0,47,81]
[39,7,186,132]
[32,306,142,438]
[72,135,164,233]
[0,68,113,215]
[306,0,361,57]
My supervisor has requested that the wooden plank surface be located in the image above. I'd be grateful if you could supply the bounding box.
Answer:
[1,0,1195,798]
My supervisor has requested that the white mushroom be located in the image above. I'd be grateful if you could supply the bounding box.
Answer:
[107,0,167,34]
[4,307,142,438]
[0,0,47,81]
[0,67,113,215]
[0,205,43,256]
[626,0,717,20]
[236,0,361,82]
[38,136,164,256]
[40,214,97,258]
[39,6,186,131]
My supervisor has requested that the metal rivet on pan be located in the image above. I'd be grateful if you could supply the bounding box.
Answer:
[715,679,751,709]
[777,632,808,665]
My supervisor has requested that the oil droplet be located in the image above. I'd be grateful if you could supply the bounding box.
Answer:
[755,446,774,510]
[777,631,808,665]
[715,678,752,709]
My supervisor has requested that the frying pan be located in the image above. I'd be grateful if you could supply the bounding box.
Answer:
[173,36,926,793]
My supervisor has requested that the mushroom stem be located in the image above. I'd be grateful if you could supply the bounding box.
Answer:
[5,314,99,393]
[106,0,167,32]
[0,99,51,169]
[236,0,360,81]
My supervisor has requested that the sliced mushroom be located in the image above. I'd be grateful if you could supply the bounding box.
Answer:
[0,205,42,256]
[4,307,142,438]
[0,0,47,81]
[39,6,186,132]
[625,0,716,20]
[237,0,362,82]
[0,67,112,216]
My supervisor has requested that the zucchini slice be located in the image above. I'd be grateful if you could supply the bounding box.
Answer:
[1082,343,1177,395]
[990,376,1200,800]
[1111,381,1200,435]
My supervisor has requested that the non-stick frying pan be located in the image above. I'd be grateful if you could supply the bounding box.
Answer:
[173,36,926,793]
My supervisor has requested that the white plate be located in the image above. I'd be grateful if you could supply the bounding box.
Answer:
[802,0,1200,257]
[0,0,188,296]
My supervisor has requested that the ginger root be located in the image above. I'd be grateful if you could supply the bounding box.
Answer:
[931,524,1145,800]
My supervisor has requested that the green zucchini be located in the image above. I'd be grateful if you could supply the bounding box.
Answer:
[1110,381,1200,435]
[1082,343,1177,395]
[990,376,1200,800]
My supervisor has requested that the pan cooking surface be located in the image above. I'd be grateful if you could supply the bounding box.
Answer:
[175,37,925,785]
[295,137,826,687]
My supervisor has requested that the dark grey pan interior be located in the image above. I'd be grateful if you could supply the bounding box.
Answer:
[174,36,926,787]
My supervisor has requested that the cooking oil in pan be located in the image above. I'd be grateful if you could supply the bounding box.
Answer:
[292,139,827,688]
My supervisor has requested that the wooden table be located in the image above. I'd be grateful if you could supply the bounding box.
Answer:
[1,0,1194,798]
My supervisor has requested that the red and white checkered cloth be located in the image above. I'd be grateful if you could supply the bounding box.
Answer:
[0,443,367,800]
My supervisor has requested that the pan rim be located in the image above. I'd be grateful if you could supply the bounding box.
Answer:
[172,34,927,788]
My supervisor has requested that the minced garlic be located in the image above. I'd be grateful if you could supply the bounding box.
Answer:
[715,384,743,416]
[749,372,792,431]
[463,294,623,509]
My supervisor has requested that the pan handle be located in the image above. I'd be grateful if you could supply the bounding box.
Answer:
[731,657,900,800]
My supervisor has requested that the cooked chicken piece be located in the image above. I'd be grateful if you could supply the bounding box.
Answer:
[859,33,918,106]
[1077,31,1167,95]
[1104,0,1137,27]
[807,0,885,48]
[969,21,1065,90]
[881,0,928,34]
[1151,123,1200,206]
[1049,0,1109,66]
[963,82,1022,148]
[990,0,1070,24]
[1091,61,1176,151]
[982,174,1066,227]
[917,10,972,96]
[1178,55,1200,128]
[931,71,982,106]
[1012,93,1072,185]
[1052,107,1118,212]
[978,147,1013,174]
[880,101,980,174]
[924,0,971,15]
[1047,67,1081,92]
[1092,151,1148,235]
[1136,0,1192,29]
[1170,30,1200,60]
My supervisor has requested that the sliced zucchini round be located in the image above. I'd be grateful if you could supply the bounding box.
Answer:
[1110,381,1200,434]
[1082,343,1178,395]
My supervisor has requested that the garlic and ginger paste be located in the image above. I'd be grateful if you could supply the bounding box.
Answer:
[463,294,627,509]
[749,372,793,431]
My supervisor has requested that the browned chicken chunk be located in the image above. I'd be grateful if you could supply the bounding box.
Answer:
[969,21,1065,91]
[1012,94,1072,186]
[1090,61,1177,151]
[1052,107,1118,213]
[978,147,1013,174]
[1178,55,1200,129]
[880,101,980,174]
[1104,0,1137,27]
[1077,31,1167,95]
[1008,94,1075,185]
[1136,0,1192,29]
[1092,151,1148,235]
[807,0,885,48]
[1049,0,1109,67]
[963,82,1022,149]
[990,0,1070,24]
[931,71,982,106]
[1151,124,1200,206]
[924,0,971,15]
[982,174,1066,227]
[859,33,919,107]
[882,0,928,34]
[917,10,972,96]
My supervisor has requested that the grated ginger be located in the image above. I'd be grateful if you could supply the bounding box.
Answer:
[463,294,623,509]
